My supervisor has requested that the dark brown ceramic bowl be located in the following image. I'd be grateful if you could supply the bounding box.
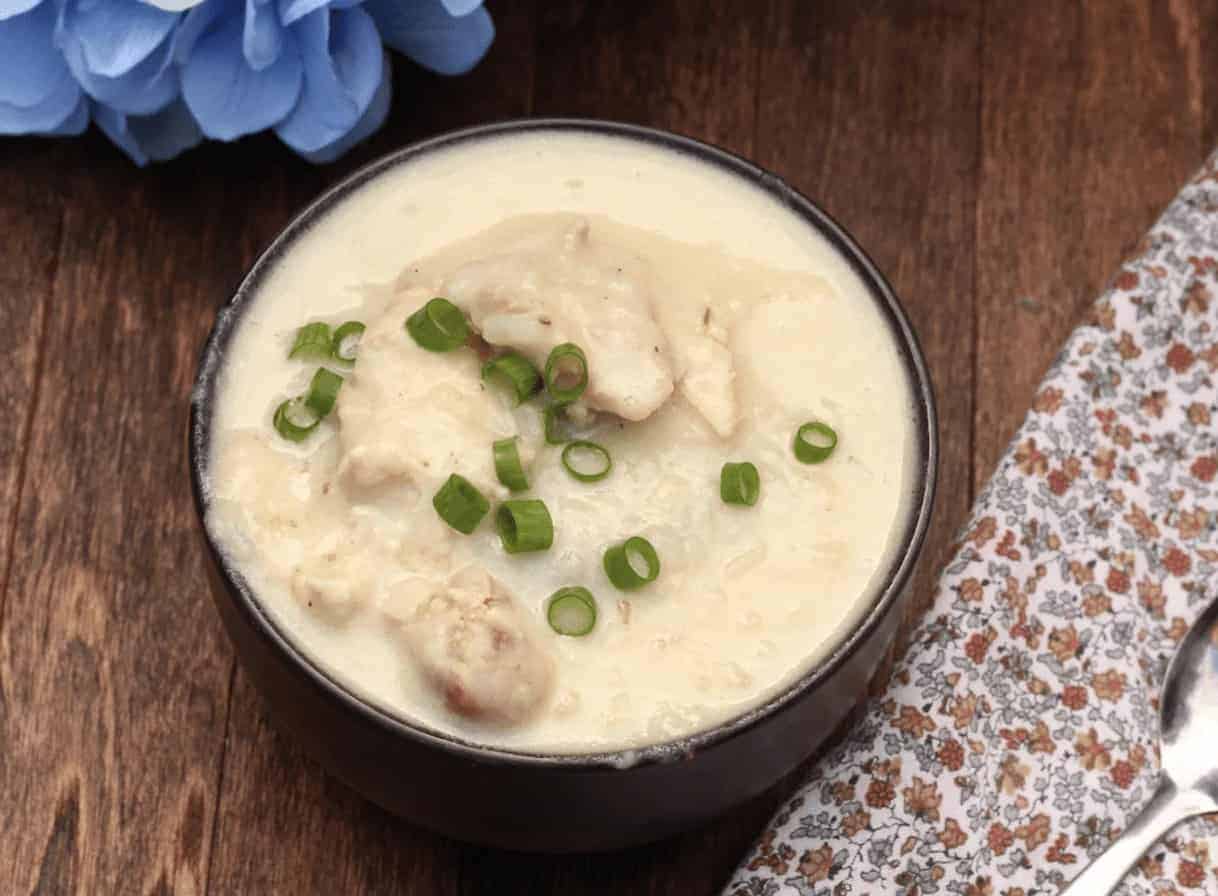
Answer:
[188,119,938,852]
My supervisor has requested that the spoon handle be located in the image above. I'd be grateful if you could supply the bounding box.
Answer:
[1060,779,1215,894]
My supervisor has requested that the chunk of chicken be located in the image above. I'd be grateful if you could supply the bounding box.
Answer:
[656,302,738,437]
[442,216,675,422]
[335,287,516,495]
[292,543,370,619]
[391,567,554,725]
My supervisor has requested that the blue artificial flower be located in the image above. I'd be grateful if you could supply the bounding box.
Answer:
[0,0,493,164]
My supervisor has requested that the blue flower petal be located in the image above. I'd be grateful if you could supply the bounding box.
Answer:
[174,0,228,63]
[0,0,42,23]
[243,0,283,70]
[277,0,327,26]
[181,10,302,139]
[294,48,389,164]
[0,2,86,133]
[62,26,178,114]
[50,92,90,134]
[275,6,381,153]
[60,0,178,78]
[95,96,203,165]
[364,0,493,76]
[0,77,84,134]
[0,0,69,106]
[440,0,481,16]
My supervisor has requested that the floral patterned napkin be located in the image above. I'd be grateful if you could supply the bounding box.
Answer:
[727,156,1218,895]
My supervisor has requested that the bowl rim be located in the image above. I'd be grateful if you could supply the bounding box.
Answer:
[188,117,939,770]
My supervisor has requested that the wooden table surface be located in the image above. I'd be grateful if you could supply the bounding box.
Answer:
[1,2,1211,893]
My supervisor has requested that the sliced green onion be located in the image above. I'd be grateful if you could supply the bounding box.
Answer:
[546,587,597,637]
[493,437,529,492]
[432,474,489,534]
[406,297,469,352]
[794,421,838,464]
[720,461,760,506]
[544,342,588,403]
[544,403,574,444]
[303,367,343,417]
[331,321,365,365]
[288,322,332,360]
[482,352,541,405]
[603,536,661,591]
[272,397,321,442]
[561,440,612,482]
[496,499,554,554]
[272,368,341,442]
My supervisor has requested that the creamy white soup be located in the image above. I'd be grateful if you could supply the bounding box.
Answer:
[204,130,917,754]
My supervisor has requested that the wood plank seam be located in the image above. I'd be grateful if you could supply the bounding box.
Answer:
[202,660,239,896]
[969,0,986,506]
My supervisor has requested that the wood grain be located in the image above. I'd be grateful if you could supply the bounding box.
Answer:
[974,0,1205,491]
[533,0,762,158]
[0,142,250,894]
[0,143,59,623]
[0,2,1213,893]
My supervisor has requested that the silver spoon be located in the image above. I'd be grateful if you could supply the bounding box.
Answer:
[1061,596,1218,893]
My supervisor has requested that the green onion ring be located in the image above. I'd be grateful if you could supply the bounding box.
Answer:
[492,438,529,492]
[272,397,321,442]
[603,536,661,591]
[543,403,574,444]
[303,367,343,418]
[794,421,838,464]
[482,352,542,405]
[432,474,489,535]
[720,461,760,506]
[546,587,597,637]
[561,440,612,482]
[544,342,588,403]
[406,297,469,352]
[288,321,332,360]
[495,499,554,554]
[331,321,365,365]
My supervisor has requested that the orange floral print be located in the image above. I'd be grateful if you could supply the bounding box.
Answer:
[1177,860,1206,888]
[1190,455,1218,482]
[1092,669,1127,702]
[902,777,942,821]
[1138,578,1167,617]
[1014,439,1048,476]
[1048,625,1081,663]
[1060,685,1088,710]
[797,845,833,883]
[935,818,966,849]
[1015,814,1051,851]
[1076,728,1111,770]
[1034,387,1064,413]
[938,738,965,771]
[1168,342,1196,372]
[864,778,895,809]
[1163,547,1191,576]
[988,823,1014,855]
[841,809,869,838]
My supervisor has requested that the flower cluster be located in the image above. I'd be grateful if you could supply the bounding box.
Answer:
[0,0,493,164]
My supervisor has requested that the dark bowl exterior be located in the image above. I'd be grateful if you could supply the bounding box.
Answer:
[201,538,914,851]
[189,119,938,852]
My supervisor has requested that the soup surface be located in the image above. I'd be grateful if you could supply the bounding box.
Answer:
[204,130,918,754]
